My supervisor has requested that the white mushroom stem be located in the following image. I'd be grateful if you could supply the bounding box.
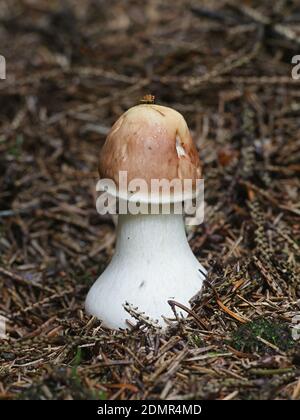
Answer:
[85,212,206,329]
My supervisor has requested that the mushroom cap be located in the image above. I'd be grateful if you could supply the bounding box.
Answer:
[99,104,202,202]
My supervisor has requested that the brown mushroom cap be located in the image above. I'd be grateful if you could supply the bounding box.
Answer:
[99,104,202,200]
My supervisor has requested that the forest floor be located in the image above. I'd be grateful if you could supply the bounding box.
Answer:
[0,0,299,400]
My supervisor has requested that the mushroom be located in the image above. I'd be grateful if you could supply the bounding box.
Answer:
[85,101,206,329]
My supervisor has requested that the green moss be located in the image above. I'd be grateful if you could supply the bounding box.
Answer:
[19,364,108,400]
[71,347,82,385]
[9,134,23,158]
[77,271,93,285]
[231,318,294,353]
[97,390,107,400]
[189,334,204,347]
